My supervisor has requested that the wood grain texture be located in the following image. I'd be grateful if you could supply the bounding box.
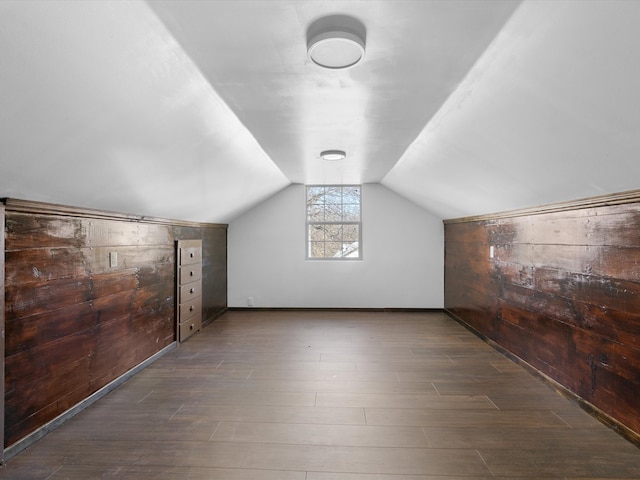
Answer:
[0,311,639,479]
[3,200,227,448]
[0,205,5,458]
[445,201,640,440]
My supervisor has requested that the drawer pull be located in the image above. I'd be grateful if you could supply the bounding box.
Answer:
[190,288,195,294]
[190,271,194,276]
[190,252,194,258]
[190,324,194,330]
[190,305,194,312]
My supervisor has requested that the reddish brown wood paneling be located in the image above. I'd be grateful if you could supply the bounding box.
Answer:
[3,200,227,449]
[0,204,5,456]
[445,199,640,440]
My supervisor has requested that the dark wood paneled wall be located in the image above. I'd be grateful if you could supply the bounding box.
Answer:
[444,195,640,441]
[0,204,5,454]
[3,199,227,448]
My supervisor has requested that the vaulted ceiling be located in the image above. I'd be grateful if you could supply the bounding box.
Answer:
[2,1,639,223]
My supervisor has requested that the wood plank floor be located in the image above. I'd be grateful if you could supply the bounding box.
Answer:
[1,310,639,479]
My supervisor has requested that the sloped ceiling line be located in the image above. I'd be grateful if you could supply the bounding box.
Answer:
[2,1,638,223]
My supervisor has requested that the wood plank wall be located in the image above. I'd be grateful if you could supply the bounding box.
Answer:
[3,199,227,448]
[444,196,640,441]
[0,204,5,453]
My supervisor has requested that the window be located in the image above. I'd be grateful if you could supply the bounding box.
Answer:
[306,185,361,259]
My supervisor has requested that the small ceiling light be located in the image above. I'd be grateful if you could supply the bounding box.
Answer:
[320,150,346,161]
[307,15,366,70]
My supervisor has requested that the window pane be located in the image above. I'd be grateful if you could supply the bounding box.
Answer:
[324,205,343,222]
[325,242,343,257]
[309,242,325,258]
[325,224,342,241]
[307,205,324,222]
[343,204,360,221]
[343,224,359,242]
[342,242,359,257]
[324,187,342,204]
[307,186,326,205]
[309,225,325,241]
[343,186,360,203]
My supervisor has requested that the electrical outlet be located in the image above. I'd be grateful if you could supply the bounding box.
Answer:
[247,297,254,307]
[489,246,495,259]
[109,251,118,268]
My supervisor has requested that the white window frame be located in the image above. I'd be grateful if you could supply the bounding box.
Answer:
[306,184,362,260]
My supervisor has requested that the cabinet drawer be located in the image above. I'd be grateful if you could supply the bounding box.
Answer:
[176,239,202,343]
[179,264,202,284]
[179,279,202,303]
[179,300,202,321]
[179,241,202,265]
[179,317,201,342]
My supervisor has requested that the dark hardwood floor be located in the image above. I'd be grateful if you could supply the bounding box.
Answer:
[1,310,639,479]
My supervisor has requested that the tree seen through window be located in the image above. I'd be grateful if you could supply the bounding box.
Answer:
[306,185,361,259]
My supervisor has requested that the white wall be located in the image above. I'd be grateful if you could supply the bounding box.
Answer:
[228,184,443,308]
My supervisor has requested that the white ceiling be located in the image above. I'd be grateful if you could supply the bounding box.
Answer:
[384,0,640,219]
[1,1,639,223]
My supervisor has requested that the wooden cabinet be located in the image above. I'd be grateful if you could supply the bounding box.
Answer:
[177,240,202,342]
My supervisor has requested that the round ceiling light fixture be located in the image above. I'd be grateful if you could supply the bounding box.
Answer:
[320,150,346,161]
[307,15,366,70]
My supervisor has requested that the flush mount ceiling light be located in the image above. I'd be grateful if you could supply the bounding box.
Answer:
[320,150,346,161]
[307,15,366,70]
